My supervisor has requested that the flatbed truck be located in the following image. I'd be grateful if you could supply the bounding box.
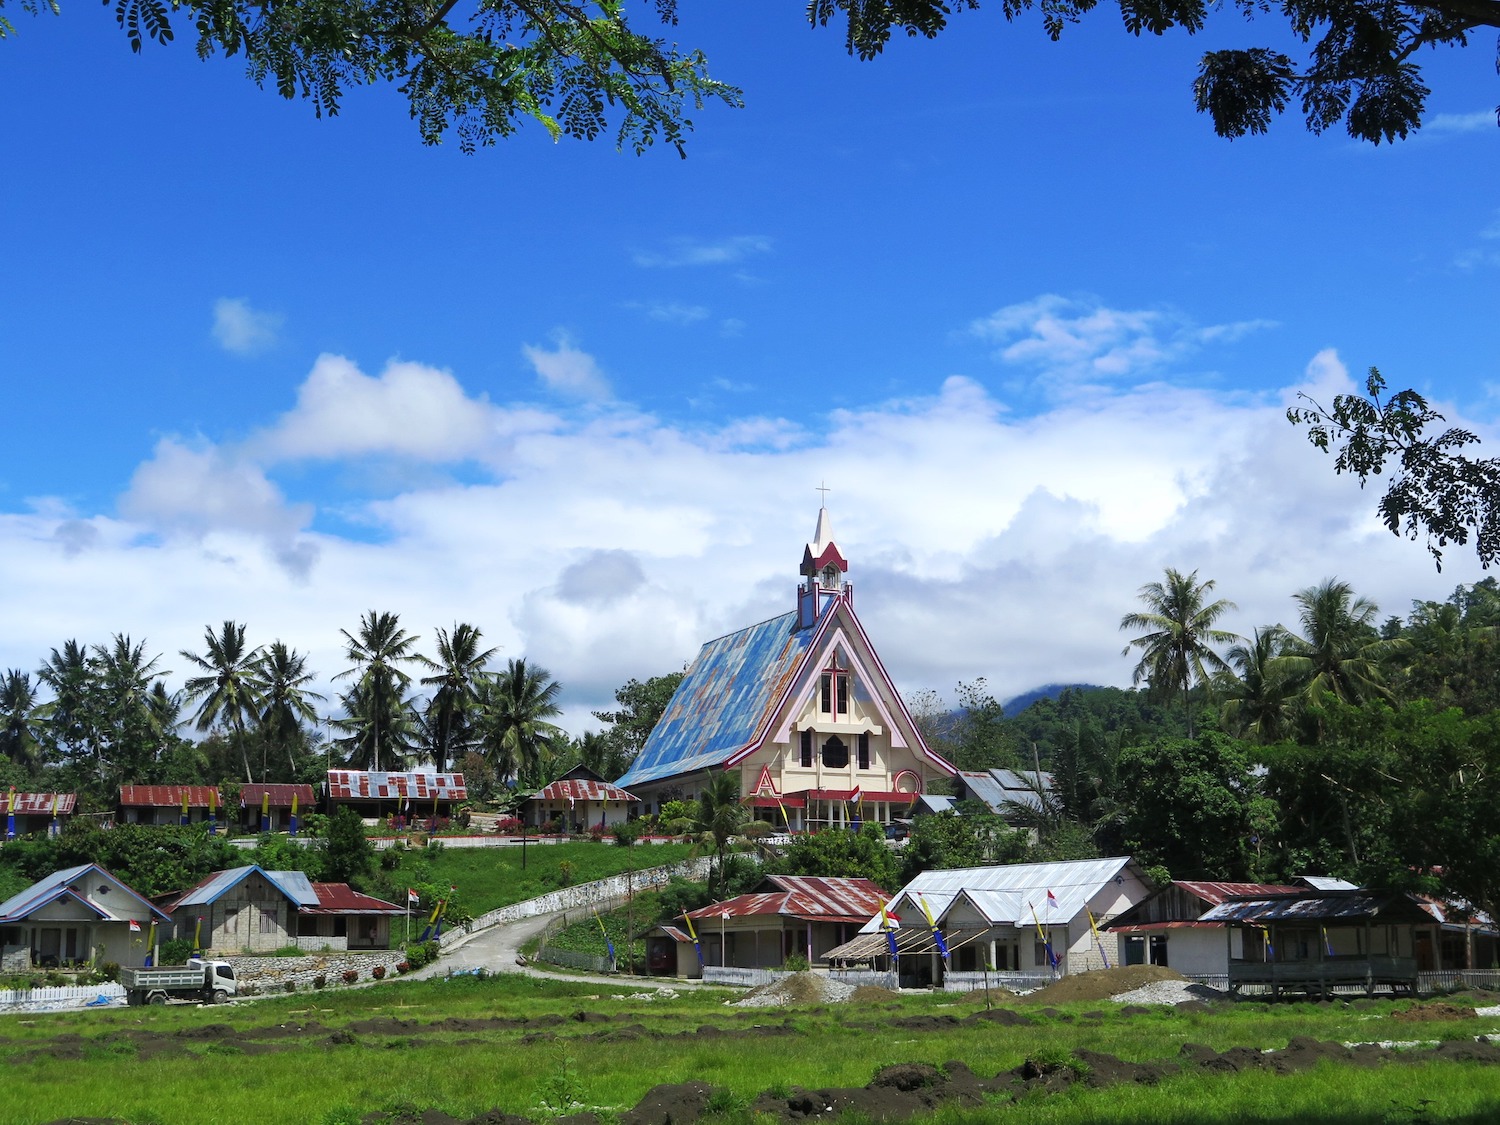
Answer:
[121,959,238,1005]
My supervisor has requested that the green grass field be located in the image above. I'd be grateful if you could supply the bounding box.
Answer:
[379,840,694,917]
[4,973,1500,1125]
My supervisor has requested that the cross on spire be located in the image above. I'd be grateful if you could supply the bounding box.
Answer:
[816,481,831,507]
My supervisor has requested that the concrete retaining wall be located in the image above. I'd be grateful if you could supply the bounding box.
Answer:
[226,950,408,993]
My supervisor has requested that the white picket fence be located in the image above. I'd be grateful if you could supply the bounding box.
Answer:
[0,982,126,1011]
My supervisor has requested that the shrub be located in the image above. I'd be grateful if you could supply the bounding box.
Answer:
[403,940,440,970]
[372,964,386,980]
[396,961,411,974]
[589,824,608,843]
[380,848,404,871]
[612,822,641,847]
[341,969,359,984]
[92,961,121,983]
[313,974,327,989]
[557,860,576,887]
[782,954,809,973]
[160,937,195,966]
[284,980,296,992]
[494,817,523,834]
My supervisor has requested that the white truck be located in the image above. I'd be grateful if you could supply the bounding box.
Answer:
[121,959,239,1006]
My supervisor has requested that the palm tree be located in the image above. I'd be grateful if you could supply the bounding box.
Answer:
[181,621,266,782]
[1120,568,1239,736]
[1220,626,1295,743]
[670,771,771,898]
[336,611,422,772]
[418,623,497,773]
[92,634,168,785]
[0,669,44,771]
[1279,578,1399,707]
[476,658,566,787]
[37,639,98,768]
[333,678,421,770]
[256,642,325,775]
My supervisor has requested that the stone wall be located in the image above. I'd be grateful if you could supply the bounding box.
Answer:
[227,950,408,993]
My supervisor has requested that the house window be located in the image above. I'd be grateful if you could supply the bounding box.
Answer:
[820,666,849,717]
[260,907,277,935]
[821,737,849,769]
[225,908,240,935]
[1034,941,1050,968]
[1149,935,1169,966]
[800,730,813,768]
[857,733,870,770]
[1124,936,1145,966]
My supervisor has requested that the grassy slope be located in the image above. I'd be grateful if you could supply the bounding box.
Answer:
[3,977,1500,1124]
[379,841,694,917]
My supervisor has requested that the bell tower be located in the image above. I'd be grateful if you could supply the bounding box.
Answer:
[797,489,849,629]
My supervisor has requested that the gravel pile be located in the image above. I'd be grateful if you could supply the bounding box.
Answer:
[731,971,858,1007]
[1110,979,1227,1005]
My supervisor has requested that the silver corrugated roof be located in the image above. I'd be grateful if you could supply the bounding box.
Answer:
[175,865,318,908]
[861,856,1140,933]
[267,870,320,907]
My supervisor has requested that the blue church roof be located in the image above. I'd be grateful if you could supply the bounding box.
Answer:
[616,608,823,788]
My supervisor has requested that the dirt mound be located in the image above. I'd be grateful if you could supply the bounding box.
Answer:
[848,985,900,1003]
[732,971,853,1008]
[1021,965,1186,1004]
[1392,1002,1477,1022]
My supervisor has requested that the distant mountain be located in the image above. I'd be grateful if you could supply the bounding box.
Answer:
[1002,683,1106,716]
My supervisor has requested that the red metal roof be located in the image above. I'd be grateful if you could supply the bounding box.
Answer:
[303,883,403,915]
[530,778,638,803]
[1175,881,1302,905]
[119,786,221,808]
[5,793,77,815]
[326,770,467,801]
[685,876,886,926]
[241,784,316,809]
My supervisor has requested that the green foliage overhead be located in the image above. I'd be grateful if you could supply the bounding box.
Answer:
[1,820,238,897]
[324,805,375,887]
[1291,368,1500,571]
[770,823,900,891]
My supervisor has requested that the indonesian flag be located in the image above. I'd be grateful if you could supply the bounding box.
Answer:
[128,920,141,933]
[848,786,863,807]
[879,904,901,929]
[407,888,419,904]
[1046,889,1058,909]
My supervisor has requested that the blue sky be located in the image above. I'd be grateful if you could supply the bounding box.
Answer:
[2,5,1497,729]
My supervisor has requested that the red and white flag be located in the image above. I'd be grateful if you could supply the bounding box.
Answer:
[407,888,419,904]
[128,920,141,933]
[1046,889,1058,909]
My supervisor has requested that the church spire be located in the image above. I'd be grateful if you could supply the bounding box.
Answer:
[797,489,849,628]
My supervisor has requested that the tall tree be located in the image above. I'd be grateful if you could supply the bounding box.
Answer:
[1120,568,1239,737]
[590,671,683,778]
[181,620,265,783]
[476,658,566,787]
[255,642,325,777]
[336,611,421,773]
[36,640,99,770]
[1219,626,1296,743]
[1279,578,1398,710]
[0,669,43,772]
[92,634,169,786]
[670,770,770,898]
[418,623,497,774]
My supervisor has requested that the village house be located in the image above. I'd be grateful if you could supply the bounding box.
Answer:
[3,791,76,838]
[117,785,222,828]
[525,765,638,833]
[0,864,170,970]
[239,783,316,834]
[614,507,956,829]
[325,770,466,824]
[161,865,403,953]
[653,875,888,979]
[1102,880,1303,975]
[825,857,1153,988]
[915,768,1057,832]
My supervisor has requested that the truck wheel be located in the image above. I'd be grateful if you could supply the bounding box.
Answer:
[148,993,166,1006]
[213,989,229,1005]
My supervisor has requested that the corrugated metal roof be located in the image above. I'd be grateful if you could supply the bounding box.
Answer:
[957,769,1053,814]
[4,792,77,815]
[0,863,170,924]
[617,610,821,788]
[860,856,1140,934]
[824,926,991,962]
[173,865,319,908]
[303,883,403,915]
[1175,881,1303,905]
[119,785,220,807]
[326,771,467,801]
[684,876,886,925]
[530,778,639,803]
[1199,891,1437,925]
[241,784,316,808]
[1297,875,1360,891]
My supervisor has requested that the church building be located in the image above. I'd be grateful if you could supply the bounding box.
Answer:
[615,508,955,830]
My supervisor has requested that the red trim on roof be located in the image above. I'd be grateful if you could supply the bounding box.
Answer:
[5,793,77,815]
[241,784,316,809]
[119,786,221,808]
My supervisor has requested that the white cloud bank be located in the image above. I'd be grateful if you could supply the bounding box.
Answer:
[2,315,1490,731]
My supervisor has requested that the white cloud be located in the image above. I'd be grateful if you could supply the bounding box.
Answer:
[627,300,711,325]
[633,235,772,268]
[1425,110,1497,134]
[970,294,1273,394]
[2,335,1487,733]
[212,297,283,356]
[254,354,503,462]
[522,334,612,400]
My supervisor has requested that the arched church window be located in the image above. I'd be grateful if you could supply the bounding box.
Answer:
[820,666,849,718]
[821,736,849,769]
